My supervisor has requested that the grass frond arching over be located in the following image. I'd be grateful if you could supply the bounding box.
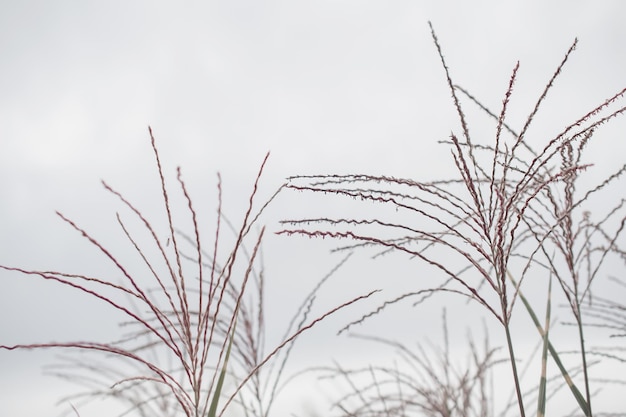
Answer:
[0,128,375,417]
[279,24,626,417]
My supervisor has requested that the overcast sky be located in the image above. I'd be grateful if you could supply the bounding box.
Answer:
[1,1,626,416]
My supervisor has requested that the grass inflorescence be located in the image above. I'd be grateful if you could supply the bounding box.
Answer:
[279,23,626,417]
[0,128,374,417]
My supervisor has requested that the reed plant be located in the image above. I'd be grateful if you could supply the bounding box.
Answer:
[279,23,626,416]
[0,129,373,417]
[1,23,625,417]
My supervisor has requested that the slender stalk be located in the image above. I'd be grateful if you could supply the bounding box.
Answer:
[503,315,526,417]
[575,298,593,417]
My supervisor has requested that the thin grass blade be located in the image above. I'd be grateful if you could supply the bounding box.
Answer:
[537,275,552,417]
[508,271,590,415]
[207,318,237,417]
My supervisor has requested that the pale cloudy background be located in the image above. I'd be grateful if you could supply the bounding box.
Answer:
[1,1,626,416]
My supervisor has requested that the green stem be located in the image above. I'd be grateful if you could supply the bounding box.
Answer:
[504,319,526,417]
[575,300,593,417]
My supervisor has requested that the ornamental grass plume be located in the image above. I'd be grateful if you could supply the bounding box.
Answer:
[317,310,503,417]
[279,23,626,417]
[0,128,374,417]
